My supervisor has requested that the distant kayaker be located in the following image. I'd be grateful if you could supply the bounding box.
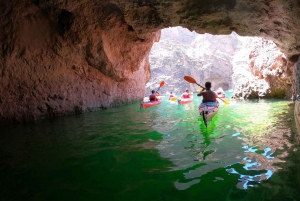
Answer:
[215,87,226,98]
[169,92,174,100]
[149,90,158,101]
[197,82,218,104]
[181,89,191,99]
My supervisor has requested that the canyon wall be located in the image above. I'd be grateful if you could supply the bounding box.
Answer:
[147,28,235,95]
[146,27,292,99]
[1,0,300,123]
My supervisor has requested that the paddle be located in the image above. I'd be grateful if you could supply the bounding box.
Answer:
[197,88,203,92]
[183,76,229,104]
[156,81,165,93]
[170,97,178,101]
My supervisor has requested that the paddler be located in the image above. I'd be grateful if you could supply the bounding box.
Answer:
[149,90,158,101]
[169,92,174,100]
[197,82,218,107]
[181,89,192,99]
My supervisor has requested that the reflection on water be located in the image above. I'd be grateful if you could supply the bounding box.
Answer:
[1,94,300,201]
[156,96,297,192]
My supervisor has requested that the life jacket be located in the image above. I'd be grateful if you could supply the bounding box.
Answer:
[182,93,190,99]
[149,94,157,101]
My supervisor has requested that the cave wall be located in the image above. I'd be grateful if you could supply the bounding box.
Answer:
[0,0,158,123]
[1,0,300,123]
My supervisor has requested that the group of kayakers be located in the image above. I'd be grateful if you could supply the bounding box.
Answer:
[144,80,222,127]
[149,81,218,106]
[168,89,192,100]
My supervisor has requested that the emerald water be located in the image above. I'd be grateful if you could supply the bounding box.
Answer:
[1,94,300,201]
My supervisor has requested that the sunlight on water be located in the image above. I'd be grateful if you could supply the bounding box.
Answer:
[155,96,296,192]
[1,93,300,201]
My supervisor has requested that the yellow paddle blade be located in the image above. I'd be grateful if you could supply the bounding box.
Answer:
[223,100,230,104]
[197,88,203,92]
[170,97,178,101]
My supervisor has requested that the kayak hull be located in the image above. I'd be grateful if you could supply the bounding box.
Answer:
[199,102,219,127]
[140,99,162,108]
[178,98,193,105]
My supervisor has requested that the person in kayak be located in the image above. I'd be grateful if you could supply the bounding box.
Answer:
[181,89,191,99]
[197,82,219,126]
[197,81,218,106]
[197,82,217,102]
[149,90,158,101]
[169,92,174,100]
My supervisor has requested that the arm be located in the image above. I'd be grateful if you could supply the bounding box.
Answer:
[197,91,203,97]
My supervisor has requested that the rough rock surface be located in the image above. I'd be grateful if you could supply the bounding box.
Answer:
[147,27,235,95]
[0,0,159,123]
[1,0,300,123]
[231,35,294,99]
[146,27,292,99]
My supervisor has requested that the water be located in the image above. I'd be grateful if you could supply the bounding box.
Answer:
[1,93,300,201]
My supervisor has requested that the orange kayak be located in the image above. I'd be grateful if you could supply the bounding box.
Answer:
[140,99,162,109]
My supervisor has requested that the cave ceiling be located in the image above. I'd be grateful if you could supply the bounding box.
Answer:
[107,0,299,61]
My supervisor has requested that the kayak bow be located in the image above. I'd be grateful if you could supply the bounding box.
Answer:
[178,97,193,105]
[199,102,219,127]
[140,99,162,109]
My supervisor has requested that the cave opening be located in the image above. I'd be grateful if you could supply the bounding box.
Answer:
[146,26,290,99]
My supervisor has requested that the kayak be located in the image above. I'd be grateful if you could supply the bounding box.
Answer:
[215,88,226,99]
[169,100,177,104]
[199,102,219,127]
[168,97,178,104]
[140,99,162,109]
[178,98,193,105]
[169,97,178,101]
[217,94,226,99]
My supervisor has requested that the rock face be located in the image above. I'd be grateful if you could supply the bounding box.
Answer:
[232,37,293,99]
[0,0,159,123]
[0,0,300,123]
[146,27,292,99]
[147,27,235,95]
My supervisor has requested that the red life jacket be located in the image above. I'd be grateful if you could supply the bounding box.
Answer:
[182,93,190,99]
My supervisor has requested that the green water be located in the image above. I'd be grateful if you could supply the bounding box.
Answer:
[1,94,300,201]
